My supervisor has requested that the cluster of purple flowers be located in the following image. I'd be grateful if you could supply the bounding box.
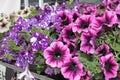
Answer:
[0,0,120,80]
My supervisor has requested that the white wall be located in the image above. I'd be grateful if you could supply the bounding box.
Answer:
[0,0,20,14]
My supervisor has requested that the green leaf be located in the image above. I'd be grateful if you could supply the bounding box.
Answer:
[36,64,44,74]
[110,43,120,51]
[20,30,30,41]
[4,54,14,60]
[0,33,4,40]
[13,46,23,50]
[8,40,16,48]
[31,27,51,36]
[79,52,101,76]
[8,40,23,51]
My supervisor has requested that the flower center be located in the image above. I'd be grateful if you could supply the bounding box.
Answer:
[105,18,110,24]
[116,14,120,20]
[60,13,70,26]
[48,22,53,26]
[99,48,106,56]
[105,61,111,71]
[69,62,77,72]
[1,23,7,28]
[81,21,89,28]
[67,30,75,39]
[61,14,66,20]
[68,45,74,53]
[23,10,29,14]
[86,36,92,46]
[61,18,70,26]
[73,13,79,22]
[54,50,62,59]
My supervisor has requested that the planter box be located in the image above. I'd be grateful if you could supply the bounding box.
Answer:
[0,61,53,80]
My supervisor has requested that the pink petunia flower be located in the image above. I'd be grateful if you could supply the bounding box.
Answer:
[89,14,103,36]
[43,41,71,68]
[61,57,84,80]
[107,0,120,11]
[115,4,120,28]
[71,12,80,22]
[102,10,117,27]
[66,42,76,53]
[61,25,77,43]
[96,44,110,56]
[72,15,92,33]
[58,11,72,28]
[80,31,95,54]
[80,71,91,80]
[99,53,119,80]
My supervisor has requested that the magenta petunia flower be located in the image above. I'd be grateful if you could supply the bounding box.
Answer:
[115,4,120,27]
[102,10,117,27]
[61,25,77,43]
[43,41,71,68]
[58,11,72,27]
[107,0,120,11]
[72,15,92,33]
[71,12,80,22]
[66,42,76,53]
[99,53,119,80]
[83,5,97,15]
[89,14,103,36]
[61,57,84,80]
[80,71,91,80]
[80,31,95,54]
[96,44,110,56]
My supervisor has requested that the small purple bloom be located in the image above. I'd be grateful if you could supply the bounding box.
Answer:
[96,44,110,56]
[43,41,71,68]
[15,50,34,69]
[30,32,50,51]
[80,31,95,54]
[99,53,119,80]
[61,57,84,80]
[45,67,55,76]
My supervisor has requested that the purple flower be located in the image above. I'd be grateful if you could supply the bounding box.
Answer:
[72,15,92,33]
[66,42,76,54]
[80,71,91,80]
[61,25,77,43]
[83,5,97,15]
[80,31,95,54]
[15,50,34,69]
[61,57,84,80]
[45,67,55,76]
[43,41,71,68]
[96,44,110,56]
[102,10,117,27]
[71,12,80,22]
[107,0,120,11]
[89,15,103,36]
[58,11,72,28]
[30,32,50,51]
[99,53,119,80]
[115,4,120,27]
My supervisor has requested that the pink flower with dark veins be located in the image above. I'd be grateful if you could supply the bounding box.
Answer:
[99,53,119,80]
